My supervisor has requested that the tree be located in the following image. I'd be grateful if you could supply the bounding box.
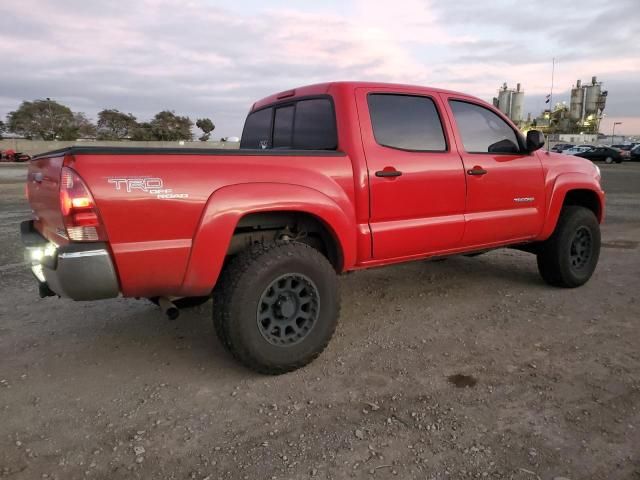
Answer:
[7,99,79,140]
[68,113,97,140]
[149,110,193,141]
[130,122,155,141]
[0,120,5,139]
[196,118,215,142]
[96,109,138,140]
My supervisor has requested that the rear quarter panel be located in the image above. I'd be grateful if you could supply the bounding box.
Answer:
[69,152,356,297]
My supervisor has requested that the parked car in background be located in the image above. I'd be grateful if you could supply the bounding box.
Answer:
[619,149,631,161]
[612,144,632,151]
[630,144,640,161]
[0,150,31,162]
[563,146,593,155]
[551,143,574,153]
[576,146,623,164]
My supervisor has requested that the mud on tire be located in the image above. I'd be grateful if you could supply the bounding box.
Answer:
[212,242,340,374]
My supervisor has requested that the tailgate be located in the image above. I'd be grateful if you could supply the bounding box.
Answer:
[26,154,67,244]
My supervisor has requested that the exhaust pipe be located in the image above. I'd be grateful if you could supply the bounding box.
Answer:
[158,297,179,320]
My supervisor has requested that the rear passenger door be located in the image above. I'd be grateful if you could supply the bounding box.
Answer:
[444,96,545,246]
[356,88,467,259]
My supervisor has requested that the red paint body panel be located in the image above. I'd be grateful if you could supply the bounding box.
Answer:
[181,183,358,296]
[69,152,356,297]
[26,156,68,245]
[354,86,467,259]
[25,81,605,299]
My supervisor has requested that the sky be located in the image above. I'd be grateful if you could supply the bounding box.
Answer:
[1,0,639,138]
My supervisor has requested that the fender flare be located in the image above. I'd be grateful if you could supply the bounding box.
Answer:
[539,172,604,240]
[179,183,358,296]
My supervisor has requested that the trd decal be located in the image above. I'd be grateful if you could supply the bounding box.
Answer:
[107,177,189,199]
[513,197,535,203]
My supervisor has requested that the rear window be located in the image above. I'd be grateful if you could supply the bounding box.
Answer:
[240,97,337,150]
[273,105,295,148]
[240,107,273,149]
[292,99,337,149]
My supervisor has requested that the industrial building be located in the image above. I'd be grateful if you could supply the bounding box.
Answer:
[493,82,525,124]
[493,76,608,135]
[567,76,608,132]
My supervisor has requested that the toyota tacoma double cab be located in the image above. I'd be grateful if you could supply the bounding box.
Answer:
[21,82,605,374]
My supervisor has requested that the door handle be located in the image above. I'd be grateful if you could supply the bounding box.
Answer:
[375,169,402,178]
[467,167,487,176]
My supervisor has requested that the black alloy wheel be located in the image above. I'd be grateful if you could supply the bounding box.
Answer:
[569,226,592,272]
[257,273,320,346]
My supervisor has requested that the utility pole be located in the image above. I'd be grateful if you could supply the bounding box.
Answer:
[612,122,622,145]
[547,58,556,152]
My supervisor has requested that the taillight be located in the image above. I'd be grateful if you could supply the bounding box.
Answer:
[59,167,107,242]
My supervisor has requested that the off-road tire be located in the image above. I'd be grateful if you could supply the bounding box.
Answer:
[536,206,600,288]
[212,242,340,374]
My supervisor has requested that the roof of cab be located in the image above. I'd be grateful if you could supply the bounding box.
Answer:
[251,81,476,111]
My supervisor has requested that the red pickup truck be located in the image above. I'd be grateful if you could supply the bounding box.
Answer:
[22,81,604,374]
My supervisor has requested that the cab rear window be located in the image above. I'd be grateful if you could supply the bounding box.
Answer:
[240,97,337,150]
[239,107,272,149]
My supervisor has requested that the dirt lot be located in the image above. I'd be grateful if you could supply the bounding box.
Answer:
[1,162,638,480]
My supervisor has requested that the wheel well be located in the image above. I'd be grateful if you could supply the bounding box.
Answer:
[228,211,343,271]
[563,189,601,221]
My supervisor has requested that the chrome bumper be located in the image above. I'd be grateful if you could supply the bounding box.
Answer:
[21,220,119,300]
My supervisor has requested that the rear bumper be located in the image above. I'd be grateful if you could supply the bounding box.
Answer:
[21,220,120,300]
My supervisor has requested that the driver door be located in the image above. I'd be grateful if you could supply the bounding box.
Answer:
[442,95,546,247]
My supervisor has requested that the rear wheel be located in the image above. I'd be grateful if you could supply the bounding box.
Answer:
[605,156,613,164]
[213,242,340,374]
[536,206,600,288]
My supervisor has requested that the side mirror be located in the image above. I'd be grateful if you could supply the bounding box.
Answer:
[526,130,545,153]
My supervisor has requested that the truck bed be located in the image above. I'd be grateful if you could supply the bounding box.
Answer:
[26,145,356,298]
[31,146,346,159]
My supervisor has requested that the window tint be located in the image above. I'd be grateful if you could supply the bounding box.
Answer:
[273,105,294,148]
[240,98,337,150]
[449,101,520,154]
[240,107,273,149]
[293,99,337,150]
[367,94,446,151]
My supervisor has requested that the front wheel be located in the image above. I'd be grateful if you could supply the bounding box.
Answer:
[605,156,613,164]
[213,242,340,374]
[536,206,600,288]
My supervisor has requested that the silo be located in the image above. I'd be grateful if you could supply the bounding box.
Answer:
[569,79,584,121]
[584,76,601,115]
[597,91,607,112]
[497,83,512,117]
[509,83,524,123]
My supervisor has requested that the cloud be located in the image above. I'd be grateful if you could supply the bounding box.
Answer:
[0,0,638,136]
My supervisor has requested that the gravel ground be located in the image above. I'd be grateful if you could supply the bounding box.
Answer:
[0,162,639,480]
